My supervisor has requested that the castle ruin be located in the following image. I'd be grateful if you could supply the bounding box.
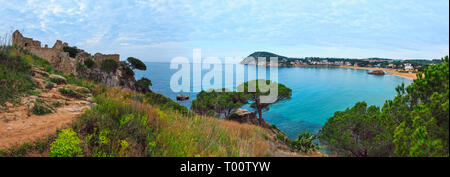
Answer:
[12,30,120,76]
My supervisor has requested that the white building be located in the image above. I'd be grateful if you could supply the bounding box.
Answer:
[404,63,414,71]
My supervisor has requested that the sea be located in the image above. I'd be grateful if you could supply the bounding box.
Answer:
[134,62,413,139]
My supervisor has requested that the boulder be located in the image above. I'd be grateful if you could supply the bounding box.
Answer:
[49,74,67,84]
[227,109,271,128]
[31,67,49,77]
[176,94,189,101]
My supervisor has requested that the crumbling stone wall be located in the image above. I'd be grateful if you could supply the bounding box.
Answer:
[93,53,120,63]
[11,30,143,92]
[12,30,77,76]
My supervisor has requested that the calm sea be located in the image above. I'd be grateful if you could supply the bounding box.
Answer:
[135,62,413,139]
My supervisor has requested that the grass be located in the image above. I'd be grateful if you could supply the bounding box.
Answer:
[67,88,275,157]
[59,87,85,99]
[32,99,54,115]
[0,46,35,105]
[0,45,287,157]
[0,135,56,157]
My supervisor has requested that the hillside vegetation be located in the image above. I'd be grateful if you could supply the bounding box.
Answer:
[0,46,307,157]
[320,56,449,157]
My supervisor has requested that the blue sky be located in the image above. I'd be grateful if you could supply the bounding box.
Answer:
[1,0,448,62]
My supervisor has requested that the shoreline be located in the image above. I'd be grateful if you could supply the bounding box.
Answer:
[242,63,419,80]
[338,65,417,80]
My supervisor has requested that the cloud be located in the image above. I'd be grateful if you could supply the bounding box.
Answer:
[0,0,448,61]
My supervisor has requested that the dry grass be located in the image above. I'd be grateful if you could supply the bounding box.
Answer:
[83,87,275,157]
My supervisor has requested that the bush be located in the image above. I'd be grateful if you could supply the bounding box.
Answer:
[127,57,146,70]
[49,77,65,85]
[32,104,53,115]
[291,131,319,153]
[144,92,189,115]
[63,46,78,58]
[122,64,134,78]
[137,77,152,92]
[59,87,84,99]
[0,47,34,104]
[32,99,54,115]
[49,128,83,157]
[84,58,95,68]
[101,59,118,73]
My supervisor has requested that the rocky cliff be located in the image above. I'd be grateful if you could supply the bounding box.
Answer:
[12,30,145,92]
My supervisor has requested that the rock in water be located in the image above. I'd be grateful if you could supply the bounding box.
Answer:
[368,70,385,75]
[176,94,189,101]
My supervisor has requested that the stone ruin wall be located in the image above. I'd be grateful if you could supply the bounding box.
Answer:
[12,30,120,76]
[93,53,120,63]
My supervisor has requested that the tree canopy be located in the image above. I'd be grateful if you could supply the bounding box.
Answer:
[127,57,146,70]
[237,79,292,120]
[137,77,152,92]
[191,89,247,118]
[320,56,449,157]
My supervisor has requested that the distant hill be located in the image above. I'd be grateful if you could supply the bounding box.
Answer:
[240,51,294,65]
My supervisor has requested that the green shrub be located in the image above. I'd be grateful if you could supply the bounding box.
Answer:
[52,101,62,108]
[0,47,34,104]
[276,134,287,142]
[143,92,189,115]
[59,87,84,98]
[63,46,78,58]
[32,104,52,115]
[49,77,65,85]
[32,99,53,115]
[49,128,83,157]
[84,58,95,68]
[270,124,278,130]
[291,131,319,153]
[137,77,152,92]
[119,60,135,79]
[101,59,118,73]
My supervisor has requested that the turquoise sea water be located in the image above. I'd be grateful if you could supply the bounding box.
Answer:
[135,62,413,139]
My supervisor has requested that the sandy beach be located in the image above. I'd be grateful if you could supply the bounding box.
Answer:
[339,66,418,80]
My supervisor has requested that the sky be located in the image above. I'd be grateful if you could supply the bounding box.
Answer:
[0,0,448,62]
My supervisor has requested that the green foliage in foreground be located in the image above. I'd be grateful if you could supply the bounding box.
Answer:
[143,92,190,115]
[32,100,54,115]
[292,131,319,153]
[49,128,83,157]
[0,47,35,104]
[59,87,85,99]
[275,131,319,154]
[320,56,449,157]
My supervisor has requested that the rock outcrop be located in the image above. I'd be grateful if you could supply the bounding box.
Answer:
[12,30,144,92]
[368,70,385,75]
[227,108,271,128]
[176,94,189,101]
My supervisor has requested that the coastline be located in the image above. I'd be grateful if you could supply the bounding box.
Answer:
[338,65,417,80]
[242,63,419,80]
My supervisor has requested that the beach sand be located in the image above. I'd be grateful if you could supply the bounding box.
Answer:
[339,66,418,80]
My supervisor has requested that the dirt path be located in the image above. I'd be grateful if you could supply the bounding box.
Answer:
[0,73,93,150]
